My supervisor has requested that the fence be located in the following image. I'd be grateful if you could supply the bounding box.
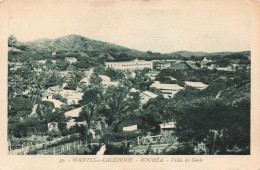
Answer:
[8,133,80,155]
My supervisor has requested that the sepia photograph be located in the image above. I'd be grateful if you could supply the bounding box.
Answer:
[1,0,260,169]
[6,1,251,156]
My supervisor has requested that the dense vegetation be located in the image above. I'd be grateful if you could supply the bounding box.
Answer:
[8,35,250,155]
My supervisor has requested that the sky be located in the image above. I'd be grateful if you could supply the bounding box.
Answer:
[7,0,251,53]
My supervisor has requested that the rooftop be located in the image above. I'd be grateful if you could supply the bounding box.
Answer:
[185,81,208,89]
[141,91,158,98]
[151,82,184,91]
[64,106,84,118]
[160,122,175,129]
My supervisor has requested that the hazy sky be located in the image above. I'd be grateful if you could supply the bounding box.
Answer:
[8,0,251,53]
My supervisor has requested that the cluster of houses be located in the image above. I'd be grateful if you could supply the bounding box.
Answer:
[153,57,250,71]
[42,57,211,134]
[14,54,248,138]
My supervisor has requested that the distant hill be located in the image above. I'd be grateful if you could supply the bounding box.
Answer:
[24,34,146,59]
[17,34,250,62]
[169,50,250,58]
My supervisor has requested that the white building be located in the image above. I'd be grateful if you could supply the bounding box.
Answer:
[140,91,158,105]
[185,81,208,90]
[105,59,153,70]
[46,86,84,105]
[150,81,184,98]
[160,122,175,130]
[99,75,119,87]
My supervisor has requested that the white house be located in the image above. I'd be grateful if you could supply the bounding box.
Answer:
[140,91,158,105]
[99,75,119,87]
[185,81,208,90]
[123,124,138,132]
[150,81,184,98]
[46,86,84,105]
[59,90,84,105]
[160,122,175,129]
[99,75,111,83]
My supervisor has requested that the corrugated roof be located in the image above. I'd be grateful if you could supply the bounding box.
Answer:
[185,61,200,69]
[141,91,158,98]
[185,81,208,89]
[64,106,84,118]
[151,82,184,91]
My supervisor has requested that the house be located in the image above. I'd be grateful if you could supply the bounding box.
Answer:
[105,59,153,70]
[64,107,96,138]
[185,81,208,90]
[150,81,184,98]
[160,122,175,140]
[156,62,171,70]
[66,121,86,129]
[185,61,200,69]
[47,85,63,94]
[59,90,84,105]
[99,75,119,87]
[123,124,138,132]
[64,106,84,118]
[170,61,190,70]
[99,75,111,83]
[160,122,175,130]
[41,90,65,108]
[46,86,84,105]
[65,57,77,64]
[140,91,158,105]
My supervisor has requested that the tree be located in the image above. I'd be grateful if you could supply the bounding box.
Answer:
[8,35,17,48]
[131,70,153,91]
[68,70,84,84]
[79,87,107,142]
[104,86,138,132]
[36,101,55,129]
[55,59,69,71]
[89,74,102,86]
[8,97,33,118]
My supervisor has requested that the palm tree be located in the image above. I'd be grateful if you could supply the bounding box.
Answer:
[105,86,134,132]
[79,87,107,142]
